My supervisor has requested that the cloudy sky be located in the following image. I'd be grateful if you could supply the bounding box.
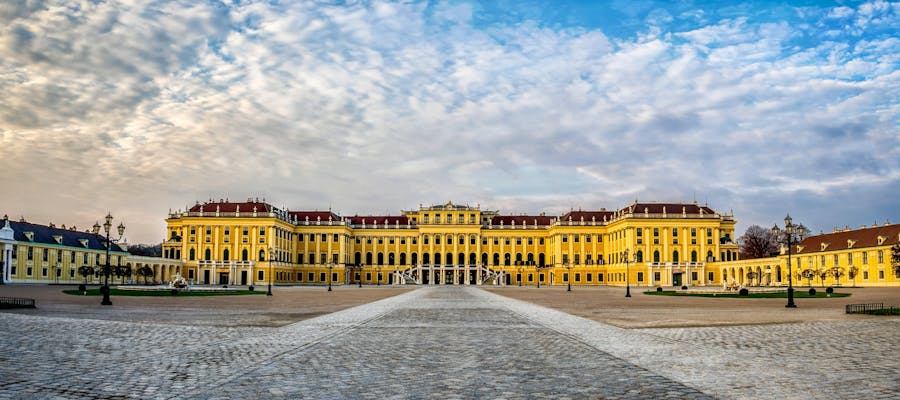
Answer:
[1,0,898,244]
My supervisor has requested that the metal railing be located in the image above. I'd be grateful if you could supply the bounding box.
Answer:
[845,303,897,314]
[0,297,36,309]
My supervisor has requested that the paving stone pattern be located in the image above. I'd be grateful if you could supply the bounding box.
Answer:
[0,287,897,399]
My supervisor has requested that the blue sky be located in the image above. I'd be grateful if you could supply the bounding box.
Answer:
[0,0,897,243]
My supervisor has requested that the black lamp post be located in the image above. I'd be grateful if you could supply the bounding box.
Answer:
[377,265,381,286]
[327,263,333,292]
[518,264,523,287]
[358,264,363,288]
[92,213,125,306]
[267,247,274,296]
[535,263,541,288]
[623,249,632,298]
[564,261,572,292]
[772,214,807,308]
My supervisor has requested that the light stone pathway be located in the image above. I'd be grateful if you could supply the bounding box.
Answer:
[0,286,897,399]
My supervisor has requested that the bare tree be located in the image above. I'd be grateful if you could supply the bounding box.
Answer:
[892,243,900,278]
[830,267,845,286]
[847,265,859,287]
[738,225,778,259]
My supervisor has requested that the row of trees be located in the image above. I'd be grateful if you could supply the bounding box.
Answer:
[77,265,157,285]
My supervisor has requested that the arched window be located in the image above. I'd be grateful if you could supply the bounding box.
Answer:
[354,252,362,265]
[242,249,248,261]
[258,249,265,261]
[205,248,211,261]
[388,253,395,265]
[446,253,452,266]
[635,250,643,263]
[653,250,660,263]
[527,253,534,263]
[691,250,697,262]
[189,248,196,261]
[493,253,500,266]
[458,253,465,265]
[366,252,373,265]
[707,250,714,262]
[411,252,417,265]
[481,253,488,265]
[538,253,546,267]
[504,253,511,266]
[515,253,523,264]
[400,253,407,265]
[223,249,230,261]
[377,253,384,265]
[469,253,476,265]
[434,253,442,265]
[423,253,430,264]
[672,250,679,263]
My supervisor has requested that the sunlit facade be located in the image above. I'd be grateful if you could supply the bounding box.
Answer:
[161,199,743,287]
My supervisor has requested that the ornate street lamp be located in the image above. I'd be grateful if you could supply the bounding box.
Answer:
[772,214,807,308]
[563,261,572,292]
[327,263,333,292]
[267,247,274,296]
[622,249,632,298]
[517,264,523,287]
[376,265,382,286]
[91,213,125,306]
[358,264,363,288]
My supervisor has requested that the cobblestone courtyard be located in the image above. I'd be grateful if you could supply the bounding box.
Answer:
[1,286,897,399]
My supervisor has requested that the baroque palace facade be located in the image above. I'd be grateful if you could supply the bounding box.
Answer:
[2,200,897,288]
[160,199,744,288]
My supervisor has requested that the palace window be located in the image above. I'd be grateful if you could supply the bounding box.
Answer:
[637,272,644,282]
[322,234,327,242]
[378,237,383,245]
[574,235,580,243]
[540,238,544,245]
[562,235,568,243]
[877,251,884,264]
[516,238,522,245]
[390,237,395,245]
[435,236,440,245]
[435,214,441,223]
[505,238,510,245]
[863,252,868,264]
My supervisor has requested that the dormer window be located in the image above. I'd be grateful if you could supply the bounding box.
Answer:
[847,239,856,248]
[820,242,829,251]
[79,239,89,248]
[53,235,63,244]
[796,245,805,253]
[877,236,885,245]
[24,231,34,241]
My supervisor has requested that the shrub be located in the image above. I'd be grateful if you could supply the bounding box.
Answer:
[78,284,86,292]
[656,287,663,292]
[681,285,688,290]
[808,288,817,296]
[739,288,749,296]
[248,285,255,291]
[170,289,178,296]
[826,287,834,294]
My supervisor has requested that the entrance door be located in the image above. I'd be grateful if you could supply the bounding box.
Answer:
[673,273,683,286]
[388,273,393,284]
[240,271,247,285]
[505,274,511,285]
[219,273,229,285]
[203,270,210,284]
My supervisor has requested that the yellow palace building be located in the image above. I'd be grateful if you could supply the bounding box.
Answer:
[161,199,743,288]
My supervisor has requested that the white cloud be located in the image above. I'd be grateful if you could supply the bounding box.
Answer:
[0,0,897,242]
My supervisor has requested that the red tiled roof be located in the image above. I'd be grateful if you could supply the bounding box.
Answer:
[560,210,615,222]
[288,211,341,222]
[621,202,716,215]
[347,215,410,225]
[189,201,272,213]
[490,215,554,226]
[795,223,900,254]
